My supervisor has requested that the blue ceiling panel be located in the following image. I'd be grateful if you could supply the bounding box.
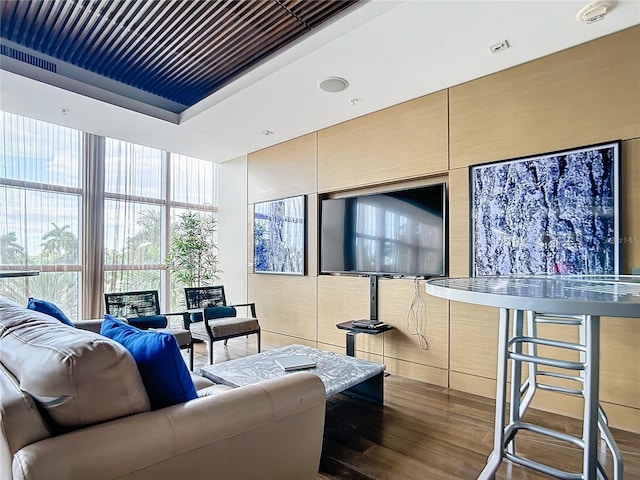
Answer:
[0,0,359,116]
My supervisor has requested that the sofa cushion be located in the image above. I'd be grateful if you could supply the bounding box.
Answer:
[0,301,150,430]
[0,363,51,472]
[0,296,23,309]
[101,316,197,410]
[197,383,234,397]
[190,372,215,391]
[26,297,74,327]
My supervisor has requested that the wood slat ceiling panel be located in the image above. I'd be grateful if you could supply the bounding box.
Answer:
[143,2,271,93]
[0,0,359,111]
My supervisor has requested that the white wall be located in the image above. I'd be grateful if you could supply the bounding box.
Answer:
[217,156,248,303]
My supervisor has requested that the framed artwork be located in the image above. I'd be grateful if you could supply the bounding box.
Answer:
[470,141,620,276]
[253,195,306,275]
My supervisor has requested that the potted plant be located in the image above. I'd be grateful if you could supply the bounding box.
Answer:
[165,211,220,289]
[165,211,220,328]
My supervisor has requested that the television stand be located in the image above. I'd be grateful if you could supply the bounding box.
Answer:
[351,319,384,329]
[369,274,378,323]
[336,320,393,357]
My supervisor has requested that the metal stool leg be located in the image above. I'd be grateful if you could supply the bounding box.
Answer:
[530,313,623,480]
[583,315,601,479]
[519,311,538,416]
[598,409,624,479]
[478,307,510,480]
[508,310,525,455]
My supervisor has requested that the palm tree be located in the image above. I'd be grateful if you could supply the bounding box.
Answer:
[105,208,165,294]
[0,231,26,300]
[28,273,78,319]
[0,231,24,265]
[127,208,162,264]
[40,223,78,264]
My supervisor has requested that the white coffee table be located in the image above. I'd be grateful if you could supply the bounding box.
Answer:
[200,344,386,405]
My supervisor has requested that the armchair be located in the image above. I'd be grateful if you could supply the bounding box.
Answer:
[104,290,193,370]
[184,286,261,365]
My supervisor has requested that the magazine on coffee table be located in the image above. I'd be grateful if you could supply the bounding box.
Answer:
[275,355,317,371]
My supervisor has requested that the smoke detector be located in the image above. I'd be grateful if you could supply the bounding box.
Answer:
[577,0,616,23]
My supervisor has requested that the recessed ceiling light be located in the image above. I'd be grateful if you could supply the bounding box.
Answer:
[318,77,349,93]
[59,107,69,115]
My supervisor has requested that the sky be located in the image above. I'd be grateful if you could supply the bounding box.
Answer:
[1,112,216,261]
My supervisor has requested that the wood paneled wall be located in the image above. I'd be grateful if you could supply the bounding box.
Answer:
[317,91,449,192]
[622,139,640,273]
[248,274,317,341]
[244,26,640,433]
[449,26,640,169]
[444,25,640,431]
[248,133,317,203]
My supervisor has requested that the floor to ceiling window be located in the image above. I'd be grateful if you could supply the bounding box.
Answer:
[0,111,217,319]
[0,112,83,317]
[168,153,218,312]
[103,139,165,297]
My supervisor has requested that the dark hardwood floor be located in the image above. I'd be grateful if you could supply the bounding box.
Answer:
[187,339,640,480]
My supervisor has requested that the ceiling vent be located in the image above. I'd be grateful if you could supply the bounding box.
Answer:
[0,45,57,73]
[577,0,616,23]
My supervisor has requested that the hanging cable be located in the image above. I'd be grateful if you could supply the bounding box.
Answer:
[406,277,429,350]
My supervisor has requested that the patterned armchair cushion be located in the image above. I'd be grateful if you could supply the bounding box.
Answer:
[190,317,259,339]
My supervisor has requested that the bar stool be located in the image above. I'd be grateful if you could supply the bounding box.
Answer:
[502,311,622,479]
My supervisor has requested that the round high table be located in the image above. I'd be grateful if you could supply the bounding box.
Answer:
[425,275,640,480]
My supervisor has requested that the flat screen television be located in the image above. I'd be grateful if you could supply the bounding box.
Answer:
[320,184,447,277]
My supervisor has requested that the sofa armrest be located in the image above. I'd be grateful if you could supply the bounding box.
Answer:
[72,319,104,333]
[73,318,128,333]
[12,373,326,480]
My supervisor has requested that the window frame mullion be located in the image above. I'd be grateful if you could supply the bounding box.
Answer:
[81,133,106,319]
[161,151,171,313]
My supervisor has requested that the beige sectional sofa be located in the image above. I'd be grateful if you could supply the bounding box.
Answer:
[0,296,326,480]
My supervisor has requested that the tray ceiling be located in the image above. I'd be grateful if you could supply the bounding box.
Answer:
[1,2,638,163]
[0,0,358,119]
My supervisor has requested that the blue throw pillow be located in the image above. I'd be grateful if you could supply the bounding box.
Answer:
[127,315,167,329]
[204,305,237,320]
[101,315,197,410]
[27,297,75,327]
[189,306,236,324]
